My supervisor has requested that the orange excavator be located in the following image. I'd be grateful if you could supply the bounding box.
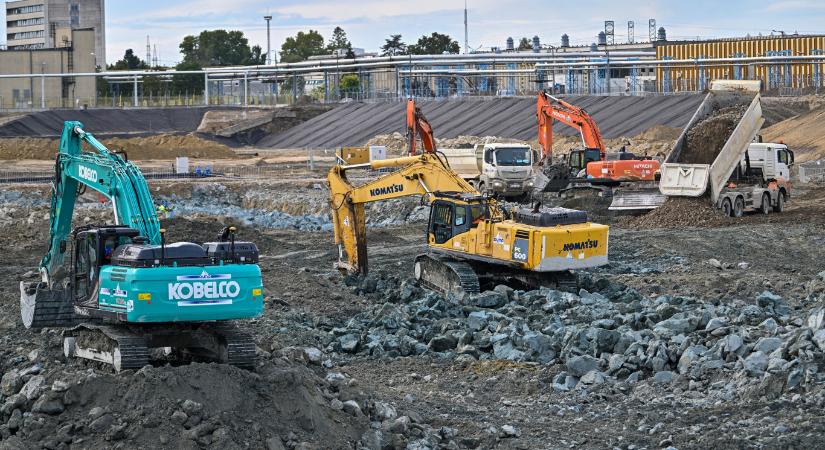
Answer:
[535,92,665,210]
[406,99,436,155]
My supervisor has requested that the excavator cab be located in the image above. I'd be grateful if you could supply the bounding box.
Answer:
[427,193,490,245]
[568,148,602,174]
[71,226,139,306]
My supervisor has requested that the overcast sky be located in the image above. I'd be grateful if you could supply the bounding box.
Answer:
[2,0,825,66]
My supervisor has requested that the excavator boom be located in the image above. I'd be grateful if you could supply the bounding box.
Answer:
[329,153,478,274]
[537,92,606,161]
[406,98,436,155]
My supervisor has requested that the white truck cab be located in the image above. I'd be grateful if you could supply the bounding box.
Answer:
[440,143,537,198]
[740,142,794,182]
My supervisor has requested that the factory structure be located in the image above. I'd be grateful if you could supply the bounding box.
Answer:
[4,0,106,66]
[1,12,825,109]
[276,30,825,102]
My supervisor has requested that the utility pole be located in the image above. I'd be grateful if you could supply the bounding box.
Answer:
[464,0,469,54]
[264,15,272,64]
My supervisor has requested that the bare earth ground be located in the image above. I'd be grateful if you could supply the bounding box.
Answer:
[1,159,824,448]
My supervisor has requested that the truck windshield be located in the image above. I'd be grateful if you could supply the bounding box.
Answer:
[495,148,531,166]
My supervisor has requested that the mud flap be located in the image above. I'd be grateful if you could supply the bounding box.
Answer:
[609,188,667,211]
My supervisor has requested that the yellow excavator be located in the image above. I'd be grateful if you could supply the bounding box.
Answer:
[327,152,609,295]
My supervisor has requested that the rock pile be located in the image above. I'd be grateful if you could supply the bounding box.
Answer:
[321,274,825,399]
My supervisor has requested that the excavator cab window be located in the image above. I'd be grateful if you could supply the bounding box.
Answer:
[568,150,585,172]
[73,231,100,303]
[470,204,488,228]
[430,201,455,244]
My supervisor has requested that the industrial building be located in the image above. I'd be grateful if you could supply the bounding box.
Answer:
[0,27,96,109]
[655,34,825,93]
[5,0,106,67]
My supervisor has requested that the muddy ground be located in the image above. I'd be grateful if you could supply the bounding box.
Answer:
[0,170,824,448]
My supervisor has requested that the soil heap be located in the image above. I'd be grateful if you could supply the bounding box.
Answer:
[678,104,748,164]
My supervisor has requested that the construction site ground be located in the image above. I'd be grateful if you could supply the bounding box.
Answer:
[1,162,824,448]
[0,95,824,449]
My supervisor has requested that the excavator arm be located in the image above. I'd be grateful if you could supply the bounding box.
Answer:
[537,92,606,162]
[328,153,478,274]
[406,98,436,155]
[40,121,161,285]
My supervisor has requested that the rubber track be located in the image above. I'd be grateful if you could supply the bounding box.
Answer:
[71,326,150,372]
[209,323,256,369]
[416,255,480,296]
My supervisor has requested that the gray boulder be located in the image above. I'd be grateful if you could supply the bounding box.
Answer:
[567,355,599,377]
[744,351,769,376]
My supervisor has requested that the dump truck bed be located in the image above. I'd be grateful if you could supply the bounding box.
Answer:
[659,80,765,204]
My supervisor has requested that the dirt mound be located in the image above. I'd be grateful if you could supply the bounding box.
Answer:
[0,133,236,160]
[678,104,748,164]
[762,105,825,163]
[365,132,406,154]
[632,124,682,142]
[622,196,732,228]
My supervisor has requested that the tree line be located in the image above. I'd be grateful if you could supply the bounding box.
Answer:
[102,27,462,97]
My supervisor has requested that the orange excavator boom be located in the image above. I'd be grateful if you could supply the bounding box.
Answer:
[537,92,606,162]
[406,98,436,156]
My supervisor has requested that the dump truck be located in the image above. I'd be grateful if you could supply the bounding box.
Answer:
[439,143,538,199]
[658,80,791,216]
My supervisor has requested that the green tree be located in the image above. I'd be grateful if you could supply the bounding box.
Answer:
[108,49,148,70]
[326,26,351,52]
[518,37,532,51]
[407,32,460,55]
[179,30,265,66]
[339,73,360,98]
[172,60,205,95]
[280,30,326,63]
[381,34,406,56]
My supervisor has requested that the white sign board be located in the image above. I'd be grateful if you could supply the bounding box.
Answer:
[175,157,189,174]
[369,146,387,162]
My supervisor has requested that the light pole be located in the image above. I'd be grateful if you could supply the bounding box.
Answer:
[264,15,272,65]
[41,62,46,109]
[90,53,97,107]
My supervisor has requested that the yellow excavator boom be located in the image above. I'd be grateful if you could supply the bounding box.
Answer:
[328,153,482,274]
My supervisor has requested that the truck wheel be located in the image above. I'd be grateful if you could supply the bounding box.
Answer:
[721,198,733,217]
[773,192,785,213]
[478,182,490,197]
[759,193,771,215]
[733,197,744,218]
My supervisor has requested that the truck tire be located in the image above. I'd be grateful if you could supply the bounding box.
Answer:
[773,191,785,213]
[733,196,744,218]
[759,193,771,215]
[721,198,733,217]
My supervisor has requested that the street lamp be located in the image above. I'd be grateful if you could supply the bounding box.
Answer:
[264,15,272,65]
[41,62,47,109]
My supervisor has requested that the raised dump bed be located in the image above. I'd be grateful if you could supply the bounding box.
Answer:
[659,80,764,204]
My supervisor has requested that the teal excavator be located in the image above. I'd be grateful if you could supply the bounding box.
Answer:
[20,121,264,371]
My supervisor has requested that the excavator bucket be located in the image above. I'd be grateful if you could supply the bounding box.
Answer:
[608,187,667,211]
[20,281,78,329]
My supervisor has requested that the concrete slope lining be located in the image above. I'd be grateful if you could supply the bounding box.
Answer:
[263,95,705,149]
[0,107,219,138]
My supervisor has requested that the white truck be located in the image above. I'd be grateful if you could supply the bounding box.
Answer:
[659,80,792,216]
[716,141,794,216]
[439,143,537,198]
